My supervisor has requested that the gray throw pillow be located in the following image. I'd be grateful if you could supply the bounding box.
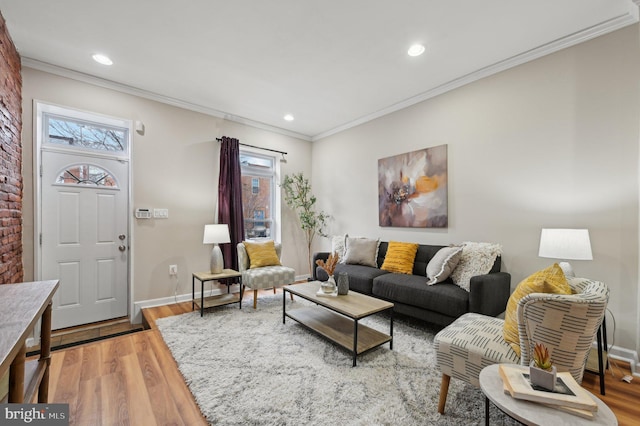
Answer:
[427,246,463,285]
[343,237,379,267]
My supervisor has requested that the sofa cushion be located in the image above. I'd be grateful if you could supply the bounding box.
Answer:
[372,273,469,318]
[334,263,389,295]
[451,242,502,291]
[243,240,281,268]
[331,234,348,263]
[503,263,571,357]
[381,241,420,274]
[427,245,463,284]
[344,237,380,267]
[411,244,447,277]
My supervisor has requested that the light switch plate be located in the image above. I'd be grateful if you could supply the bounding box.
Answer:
[154,208,169,219]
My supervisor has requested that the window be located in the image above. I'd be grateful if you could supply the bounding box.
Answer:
[240,151,278,240]
[55,164,118,188]
[44,114,128,154]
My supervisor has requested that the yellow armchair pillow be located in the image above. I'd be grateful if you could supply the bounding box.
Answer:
[381,241,420,274]
[243,240,281,268]
[503,263,572,356]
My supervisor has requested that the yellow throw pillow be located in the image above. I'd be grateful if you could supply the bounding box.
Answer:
[243,240,281,268]
[503,263,572,357]
[381,241,420,275]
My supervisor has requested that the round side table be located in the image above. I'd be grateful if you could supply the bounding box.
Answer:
[479,364,617,426]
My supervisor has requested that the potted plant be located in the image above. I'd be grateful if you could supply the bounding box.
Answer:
[281,173,330,275]
[529,342,557,391]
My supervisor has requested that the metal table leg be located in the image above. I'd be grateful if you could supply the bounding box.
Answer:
[485,396,490,426]
[200,278,204,317]
[353,319,358,367]
[283,287,286,324]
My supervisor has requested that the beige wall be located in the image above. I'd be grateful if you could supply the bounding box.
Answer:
[21,67,312,305]
[19,24,640,364]
[312,25,640,359]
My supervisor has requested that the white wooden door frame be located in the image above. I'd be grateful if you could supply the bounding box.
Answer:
[33,100,134,329]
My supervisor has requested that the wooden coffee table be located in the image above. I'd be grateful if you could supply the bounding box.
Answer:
[283,281,393,366]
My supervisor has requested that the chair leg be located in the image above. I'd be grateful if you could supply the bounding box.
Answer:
[273,287,276,294]
[438,374,451,414]
[240,285,245,301]
[253,290,258,309]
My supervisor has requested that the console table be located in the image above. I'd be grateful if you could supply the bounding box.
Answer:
[0,280,59,403]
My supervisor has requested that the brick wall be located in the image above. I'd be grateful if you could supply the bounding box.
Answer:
[0,11,23,284]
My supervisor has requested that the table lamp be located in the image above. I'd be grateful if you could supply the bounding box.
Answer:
[538,228,592,277]
[203,224,231,274]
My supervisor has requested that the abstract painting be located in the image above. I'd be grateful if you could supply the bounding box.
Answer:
[378,144,448,228]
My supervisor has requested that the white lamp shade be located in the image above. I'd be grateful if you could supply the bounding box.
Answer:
[538,228,593,260]
[203,224,231,244]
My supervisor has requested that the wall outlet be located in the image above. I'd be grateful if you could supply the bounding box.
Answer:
[169,264,178,276]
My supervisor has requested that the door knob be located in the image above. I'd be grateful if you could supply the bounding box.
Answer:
[118,245,126,252]
[119,234,126,240]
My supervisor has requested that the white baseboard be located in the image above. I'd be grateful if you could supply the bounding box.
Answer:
[132,283,242,324]
[606,344,640,378]
[132,277,310,324]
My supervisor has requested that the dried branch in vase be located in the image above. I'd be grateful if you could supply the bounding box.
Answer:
[316,253,338,276]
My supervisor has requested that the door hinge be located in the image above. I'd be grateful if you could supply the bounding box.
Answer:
[40,164,43,177]
[39,233,42,245]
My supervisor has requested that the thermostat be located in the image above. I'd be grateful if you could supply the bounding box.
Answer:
[135,208,152,219]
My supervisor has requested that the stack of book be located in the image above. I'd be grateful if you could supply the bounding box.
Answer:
[499,364,598,419]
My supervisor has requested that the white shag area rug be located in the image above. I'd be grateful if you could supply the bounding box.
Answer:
[156,294,515,425]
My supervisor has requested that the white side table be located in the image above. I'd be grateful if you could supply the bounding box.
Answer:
[479,364,617,426]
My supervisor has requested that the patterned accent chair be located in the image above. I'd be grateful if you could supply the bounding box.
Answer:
[434,277,609,414]
[237,242,296,309]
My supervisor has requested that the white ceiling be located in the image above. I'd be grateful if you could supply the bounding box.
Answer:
[0,1,638,141]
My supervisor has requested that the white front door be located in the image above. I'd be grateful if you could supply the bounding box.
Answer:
[41,150,129,330]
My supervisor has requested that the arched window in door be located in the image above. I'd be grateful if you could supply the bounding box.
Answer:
[55,164,119,188]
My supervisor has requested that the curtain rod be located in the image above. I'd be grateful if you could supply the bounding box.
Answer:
[216,138,287,156]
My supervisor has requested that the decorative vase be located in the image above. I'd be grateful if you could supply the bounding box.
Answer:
[321,275,336,294]
[337,272,349,295]
[529,362,557,391]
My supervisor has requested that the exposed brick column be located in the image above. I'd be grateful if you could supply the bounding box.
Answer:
[0,11,23,284]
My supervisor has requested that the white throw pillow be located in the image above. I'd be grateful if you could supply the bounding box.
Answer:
[426,246,463,285]
[450,242,502,291]
[331,234,348,263]
[343,237,380,267]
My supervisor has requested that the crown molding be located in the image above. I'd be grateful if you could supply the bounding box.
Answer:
[312,12,638,141]
[21,58,312,142]
[20,6,638,145]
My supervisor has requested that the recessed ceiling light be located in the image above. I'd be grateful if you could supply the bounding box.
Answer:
[407,44,425,57]
[92,53,113,66]
[284,114,294,121]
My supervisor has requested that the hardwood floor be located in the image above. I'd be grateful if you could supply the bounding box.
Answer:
[39,288,640,425]
[46,329,206,425]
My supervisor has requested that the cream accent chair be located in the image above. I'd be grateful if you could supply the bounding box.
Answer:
[237,242,295,309]
[434,277,609,414]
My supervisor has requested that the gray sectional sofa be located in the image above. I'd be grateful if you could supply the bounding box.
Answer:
[313,241,511,326]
